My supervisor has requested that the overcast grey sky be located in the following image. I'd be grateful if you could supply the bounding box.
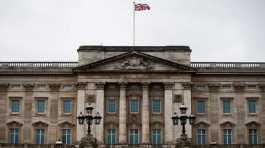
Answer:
[0,0,265,62]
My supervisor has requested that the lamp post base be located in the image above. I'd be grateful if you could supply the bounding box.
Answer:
[79,134,98,148]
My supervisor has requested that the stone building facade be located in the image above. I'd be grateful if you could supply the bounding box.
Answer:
[0,46,265,145]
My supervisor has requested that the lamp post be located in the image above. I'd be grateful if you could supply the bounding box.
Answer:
[77,104,102,148]
[171,104,195,144]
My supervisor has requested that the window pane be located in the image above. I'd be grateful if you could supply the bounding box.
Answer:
[248,100,256,113]
[223,100,231,113]
[249,129,257,144]
[196,100,205,113]
[36,100,45,113]
[107,99,116,113]
[129,129,139,144]
[224,129,232,144]
[62,129,71,144]
[9,128,19,144]
[11,100,20,112]
[196,129,206,144]
[106,129,116,144]
[152,100,161,113]
[130,99,139,113]
[36,129,45,144]
[63,100,72,113]
[151,129,161,144]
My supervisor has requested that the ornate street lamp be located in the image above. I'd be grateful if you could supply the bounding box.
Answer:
[172,104,195,144]
[77,104,102,136]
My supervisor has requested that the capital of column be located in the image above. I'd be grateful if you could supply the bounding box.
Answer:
[95,82,105,90]
[48,83,61,91]
[23,83,35,90]
[142,82,150,89]
[76,82,87,90]
[182,82,192,90]
[119,82,127,89]
[164,82,174,90]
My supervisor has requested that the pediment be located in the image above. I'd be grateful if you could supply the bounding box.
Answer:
[73,51,195,73]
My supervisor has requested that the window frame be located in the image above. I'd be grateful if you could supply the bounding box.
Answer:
[151,99,161,113]
[35,98,47,114]
[62,98,72,114]
[222,98,232,114]
[129,96,140,113]
[196,100,206,114]
[10,98,21,113]
[106,128,117,145]
[196,128,206,145]
[249,128,258,144]
[223,129,232,144]
[151,129,161,144]
[62,128,72,144]
[9,128,19,144]
[129,128,139,145]
[106,97,117,113]
[35,128,45,144]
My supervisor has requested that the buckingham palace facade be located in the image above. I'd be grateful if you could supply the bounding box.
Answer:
[0,45,265,145]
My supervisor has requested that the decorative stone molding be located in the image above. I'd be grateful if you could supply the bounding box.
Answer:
[119,82,127,89]
[164,82,174,90]
[0,83,9,90]
[182,82,192,90]
[142,82,150,89]
[233,82,245,91]
[95,82,105,90]
[208,83,221,91]
[48,83,61,91]
[23,83,34,90]
[76,82,87,90]
[258,83,265,90]
[86,95,95,102]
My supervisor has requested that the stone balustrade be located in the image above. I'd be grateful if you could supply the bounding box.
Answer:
[1,62,265,73]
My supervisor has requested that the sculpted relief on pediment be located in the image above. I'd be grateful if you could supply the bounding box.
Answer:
[115,57,153,70]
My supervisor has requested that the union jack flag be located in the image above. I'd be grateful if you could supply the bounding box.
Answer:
[134,3,150,11]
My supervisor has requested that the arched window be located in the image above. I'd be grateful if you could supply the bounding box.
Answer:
[246,121,260,144]
[32,121,48,144]
[7,121,23,144]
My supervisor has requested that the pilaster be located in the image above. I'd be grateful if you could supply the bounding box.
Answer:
[164,82,174,143]
[182,82,192,139]
[119,82,127,144]
[141,82,150,143]
[95,82,105,143]
[76,82,87,142]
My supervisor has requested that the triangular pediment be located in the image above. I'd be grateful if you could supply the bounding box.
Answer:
[73,51,195,73]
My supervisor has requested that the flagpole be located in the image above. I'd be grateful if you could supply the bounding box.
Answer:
[133,1,135,47]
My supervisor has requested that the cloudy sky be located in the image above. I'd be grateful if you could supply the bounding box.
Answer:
[0,0,265,62]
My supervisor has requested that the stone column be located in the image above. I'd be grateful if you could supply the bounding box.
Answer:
[23,83,34,143]
[76,82,87,142]
[0,84,8,143]
[141,83,150,143]
[95,83,105,143]
[119,83,127,144]
[182,82,192,139]
[48,83,61,143]
[164,83,174,143]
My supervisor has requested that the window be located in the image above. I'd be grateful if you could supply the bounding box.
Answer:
[248,100,256,113]
[63,99,72,113]
[11,99,20,113]
[106,128,116,144]
[35,129,45,144]
[223,99,231,113]
[196,128,206,144]
[151,129,161,144]
[152,99,161,113]
[36,100,45,113]
[249,129,257,144]
[129,129,139,144]
[62,129,71,144]
[223,129,232,144]
[106,99,116,113]
[196,100,205,113]
[130,98,139,113]
[9,128,19,144]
